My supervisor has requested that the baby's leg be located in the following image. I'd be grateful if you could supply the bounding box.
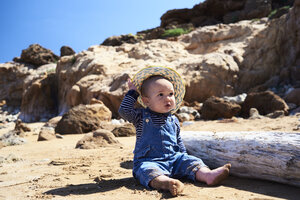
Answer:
[149,175,184,196]
[196,163,231,186]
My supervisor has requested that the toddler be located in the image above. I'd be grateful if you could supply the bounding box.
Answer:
[119,66,231,196]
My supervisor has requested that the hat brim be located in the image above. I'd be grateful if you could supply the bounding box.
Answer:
[132,66,185,113]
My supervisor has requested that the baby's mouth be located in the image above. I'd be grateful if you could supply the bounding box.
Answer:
[165,103,171,108]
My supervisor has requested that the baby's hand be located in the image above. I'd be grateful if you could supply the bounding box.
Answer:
[128,78,137,91]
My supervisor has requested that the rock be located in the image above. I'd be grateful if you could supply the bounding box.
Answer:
[111,123,135,137]
[55,134,64,139]
[176,113,191,122]
[223,93,247,105]
[102,34,140,46]
[249,108,265,119]
[14,119,31,131]
[0,62,57,109]
[75,129,120,149]
[266,110,285,118]
[178,106,199,116]
[182,52,239,102]
[60,46,75,57]
[14,119,31,136]
[1,1,300,123]
[18,44,59,67]
[177,106,200,121]
[19,73,58,122]
[290,65,300,86]
[287,103,297,110]
[178,106,190,114]
[290,106,300,115]
[57,52,128,117]
[0,100,5,106]
[0,131,27,146]
[111,119,125,125]
[35,116,62,141]
[161,0,293,28]
[268,5,291,19]
[45,116,62,128]
[285,88,300,106]
[37,127,56,141]
[137,27,166,40]
[0,62,31,106]
[201,96,241,120]
[55,103,111,134]
[241,91,289,117]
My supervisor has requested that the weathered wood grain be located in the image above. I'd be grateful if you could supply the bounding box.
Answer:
[181,131,300,187]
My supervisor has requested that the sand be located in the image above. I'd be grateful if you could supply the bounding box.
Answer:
[0,115,299,200]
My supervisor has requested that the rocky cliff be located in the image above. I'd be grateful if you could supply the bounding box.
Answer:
[0,0,299,122]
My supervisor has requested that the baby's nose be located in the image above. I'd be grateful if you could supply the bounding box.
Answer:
[165,95,172,101]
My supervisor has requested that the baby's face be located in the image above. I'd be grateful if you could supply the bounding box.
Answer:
[142,78,176,113]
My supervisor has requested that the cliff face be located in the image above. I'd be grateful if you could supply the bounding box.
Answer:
[0,0,299,122]
[160,0,294,27]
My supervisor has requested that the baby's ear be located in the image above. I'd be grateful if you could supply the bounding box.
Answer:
[141,96,149,106]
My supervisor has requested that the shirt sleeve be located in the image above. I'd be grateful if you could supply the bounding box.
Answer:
[118,89,141,126]
[174,116,187,153]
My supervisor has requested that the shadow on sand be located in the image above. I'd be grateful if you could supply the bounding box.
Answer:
[206,176,300,200]
[44,177,141,196]
[44,176,179,199]
[44,175,300,199]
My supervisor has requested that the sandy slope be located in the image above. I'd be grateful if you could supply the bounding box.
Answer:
[0,115,299,200]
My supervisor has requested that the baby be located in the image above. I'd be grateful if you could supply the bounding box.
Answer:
[119,66,231,196]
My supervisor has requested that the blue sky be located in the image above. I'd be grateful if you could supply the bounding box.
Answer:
[0,0,202,63]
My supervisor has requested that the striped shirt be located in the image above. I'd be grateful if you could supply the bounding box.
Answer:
[118,89,186,153]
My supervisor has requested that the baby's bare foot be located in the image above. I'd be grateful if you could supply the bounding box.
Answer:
[150,176,184,196]
[168,179,184,196]
[207,163,231,186]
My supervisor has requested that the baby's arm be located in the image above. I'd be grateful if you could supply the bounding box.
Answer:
[175,118,187,153]
[118,79,140,124]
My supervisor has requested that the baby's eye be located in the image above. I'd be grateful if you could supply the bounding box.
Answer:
[169,92,174,96]
[158,93,163,96]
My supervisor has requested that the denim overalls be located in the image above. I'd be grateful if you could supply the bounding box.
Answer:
[132,109,207,188]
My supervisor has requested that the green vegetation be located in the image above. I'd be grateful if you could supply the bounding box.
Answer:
[71,55,76,64]
[268,6,291,19]
[161,28,192,38]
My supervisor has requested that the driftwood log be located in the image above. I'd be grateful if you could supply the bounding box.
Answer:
[181,131,300,187]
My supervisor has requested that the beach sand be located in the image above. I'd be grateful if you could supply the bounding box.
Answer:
[0,115,299,200]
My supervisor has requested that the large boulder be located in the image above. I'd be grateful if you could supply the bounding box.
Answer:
[18,44,59,67]
[284,88,300,106]
[111,123,136,137]
[241,91,289,117]
[200,96,241,120]
[60,46,75,57]
[75,129,120,149]
[55,103,112,134]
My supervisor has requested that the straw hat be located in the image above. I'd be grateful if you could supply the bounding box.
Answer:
[132,66,185,113]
